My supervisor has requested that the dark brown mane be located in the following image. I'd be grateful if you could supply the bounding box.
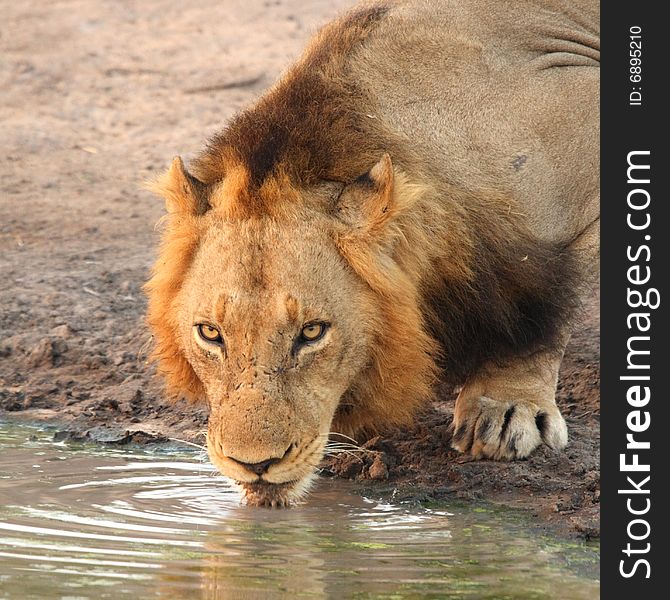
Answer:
[192,4,393,192]
[423,221,583,385]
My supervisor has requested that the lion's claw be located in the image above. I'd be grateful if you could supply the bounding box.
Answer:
[451,396,568,460]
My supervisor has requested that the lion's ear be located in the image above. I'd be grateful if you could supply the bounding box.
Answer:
[147,156,209,215]
[336,154,396,236]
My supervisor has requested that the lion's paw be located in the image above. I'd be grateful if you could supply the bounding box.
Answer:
[451,396,568,460]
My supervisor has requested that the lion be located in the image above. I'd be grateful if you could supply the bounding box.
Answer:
[145,0,599,507]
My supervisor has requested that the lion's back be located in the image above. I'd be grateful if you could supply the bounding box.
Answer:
[347,0,600,241]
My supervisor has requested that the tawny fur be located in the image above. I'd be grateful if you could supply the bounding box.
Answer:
[145,0,599,502]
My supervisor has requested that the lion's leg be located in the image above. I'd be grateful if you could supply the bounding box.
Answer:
[451,214,599,460]
[451,344,569,459]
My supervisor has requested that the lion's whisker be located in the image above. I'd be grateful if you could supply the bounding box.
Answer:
[168,437,208,451]
[324,443,367,452]
[322,440,363,450]
[320,432,360,445]
[323,449,365,463]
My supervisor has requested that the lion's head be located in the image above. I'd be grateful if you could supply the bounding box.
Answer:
[145,155,437,506]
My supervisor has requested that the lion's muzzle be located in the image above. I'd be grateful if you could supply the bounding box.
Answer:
[206,409,326,507]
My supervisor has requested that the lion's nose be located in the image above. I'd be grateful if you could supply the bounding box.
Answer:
[227,445,293,476]
[230,456,281,476]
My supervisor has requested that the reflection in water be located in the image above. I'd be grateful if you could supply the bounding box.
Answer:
[0,422,599,599]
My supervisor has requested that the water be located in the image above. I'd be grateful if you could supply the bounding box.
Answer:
[0,421,599,599]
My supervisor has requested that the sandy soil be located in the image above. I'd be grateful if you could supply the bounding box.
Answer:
[0,0,599,538]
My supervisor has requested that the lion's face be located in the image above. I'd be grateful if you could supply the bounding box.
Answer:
[175,215,374,506]
[147,155,436,506]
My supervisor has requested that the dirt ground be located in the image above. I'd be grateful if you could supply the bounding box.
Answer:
[0,0,599,539]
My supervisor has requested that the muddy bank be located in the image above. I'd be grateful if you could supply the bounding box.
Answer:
[0,0,599,539]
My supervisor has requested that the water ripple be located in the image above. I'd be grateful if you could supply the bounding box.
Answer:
[0,422,600,599]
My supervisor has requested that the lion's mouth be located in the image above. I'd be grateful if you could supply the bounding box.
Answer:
[239,480,300,508]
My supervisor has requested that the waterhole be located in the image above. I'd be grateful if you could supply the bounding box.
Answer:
[0,421,598,599]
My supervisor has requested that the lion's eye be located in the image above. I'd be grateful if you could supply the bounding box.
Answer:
[300,322,327,342]
[196,324,223,345]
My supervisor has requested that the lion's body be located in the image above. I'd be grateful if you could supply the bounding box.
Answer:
[349,0,600,241]
[146,0,600,505]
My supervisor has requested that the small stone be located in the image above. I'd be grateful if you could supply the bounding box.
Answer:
[368,455,389,480]
[26,339,55,368]
[51,324,75,338]
[53,430,88,442]
[84,354,108,369]
[335,454,364,479]
[100,398,119,411]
